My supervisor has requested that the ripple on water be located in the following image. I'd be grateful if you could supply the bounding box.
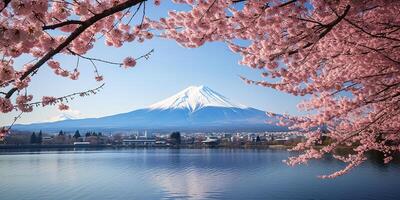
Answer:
[0,149,399,200]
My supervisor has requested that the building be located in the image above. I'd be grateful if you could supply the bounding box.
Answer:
[202,136,219,145]
[73,142,90,146]
[41,136,53,144]
[275,137,289,145]
[122,139,156,146]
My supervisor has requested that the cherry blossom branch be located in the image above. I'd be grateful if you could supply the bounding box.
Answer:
[0,0,11,13]
[198,0,217,22]
[4,0,145,99]
[1,84,105,135]
[344,18,400,42]
[270,5,351,59]
[68,48,154,66]
[97,4,137,40]
[136,49,154,60]
[15,83,105,109]
[349,42,400,65]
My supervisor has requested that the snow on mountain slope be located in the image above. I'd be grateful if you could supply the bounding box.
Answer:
[149,85,247,112]
[46,113,78,122]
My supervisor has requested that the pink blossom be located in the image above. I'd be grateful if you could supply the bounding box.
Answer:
[70,70,80,80]
[95,75,103,82]
[13,77,30,90]
[0,127,9,139]
[0,62,15,82]
[16,95,33,112]
[47,60,60,69]
[123,57,136,68]
[60,70,69,77]
[42,96,57,106]
[384,156,393,164]
[58,103,69,111]
[0,97,13,113]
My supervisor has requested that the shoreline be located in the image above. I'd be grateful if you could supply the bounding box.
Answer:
[0,144,293,150]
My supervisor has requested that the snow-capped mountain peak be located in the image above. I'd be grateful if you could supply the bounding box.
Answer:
[149,85,247,112]
[14,85,287,132]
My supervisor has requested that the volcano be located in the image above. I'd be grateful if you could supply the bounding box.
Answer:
[13,86,286,132]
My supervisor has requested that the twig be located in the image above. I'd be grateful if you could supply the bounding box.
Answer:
[16,83,106,109]
[5,0,146,99]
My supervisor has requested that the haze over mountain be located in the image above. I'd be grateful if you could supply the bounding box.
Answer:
[13,86,286,133]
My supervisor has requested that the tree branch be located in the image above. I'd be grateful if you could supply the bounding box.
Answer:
[271,5,351,59]
[5,0,145,99]
[344,18,400,42]
[16,83,105,108]
[0,0,11,13]
[68,48,154,66]
[42,20,84,30]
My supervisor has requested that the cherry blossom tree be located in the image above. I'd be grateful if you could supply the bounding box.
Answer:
[0,0,154,136]
[148,0,400,177]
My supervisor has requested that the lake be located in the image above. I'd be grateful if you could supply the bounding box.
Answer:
[0,148,399,200]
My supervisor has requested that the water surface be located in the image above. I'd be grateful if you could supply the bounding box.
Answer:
[0,149,399,200]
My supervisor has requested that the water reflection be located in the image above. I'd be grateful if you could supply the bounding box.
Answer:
[152,168,234,199]
[0,149,399,200]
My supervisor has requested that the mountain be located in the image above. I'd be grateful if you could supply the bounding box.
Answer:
[149,85,247,111]
[47,113,78,122]
[13,86,286,133]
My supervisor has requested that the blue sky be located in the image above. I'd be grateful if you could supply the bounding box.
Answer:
[1,2,305,126]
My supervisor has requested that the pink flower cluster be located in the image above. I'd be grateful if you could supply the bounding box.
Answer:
[0,61,15,85]
[0,97,13,113]
[58,103,69,111]
[95,75,104,82]
[0,127,9,140]
[16,95,33,112]
[154,0,161,6]
[123,57,136,68]
[47,60,80,80]
[41,96,57,106]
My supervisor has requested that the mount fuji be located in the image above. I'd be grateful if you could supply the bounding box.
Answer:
[13,86,286,133]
